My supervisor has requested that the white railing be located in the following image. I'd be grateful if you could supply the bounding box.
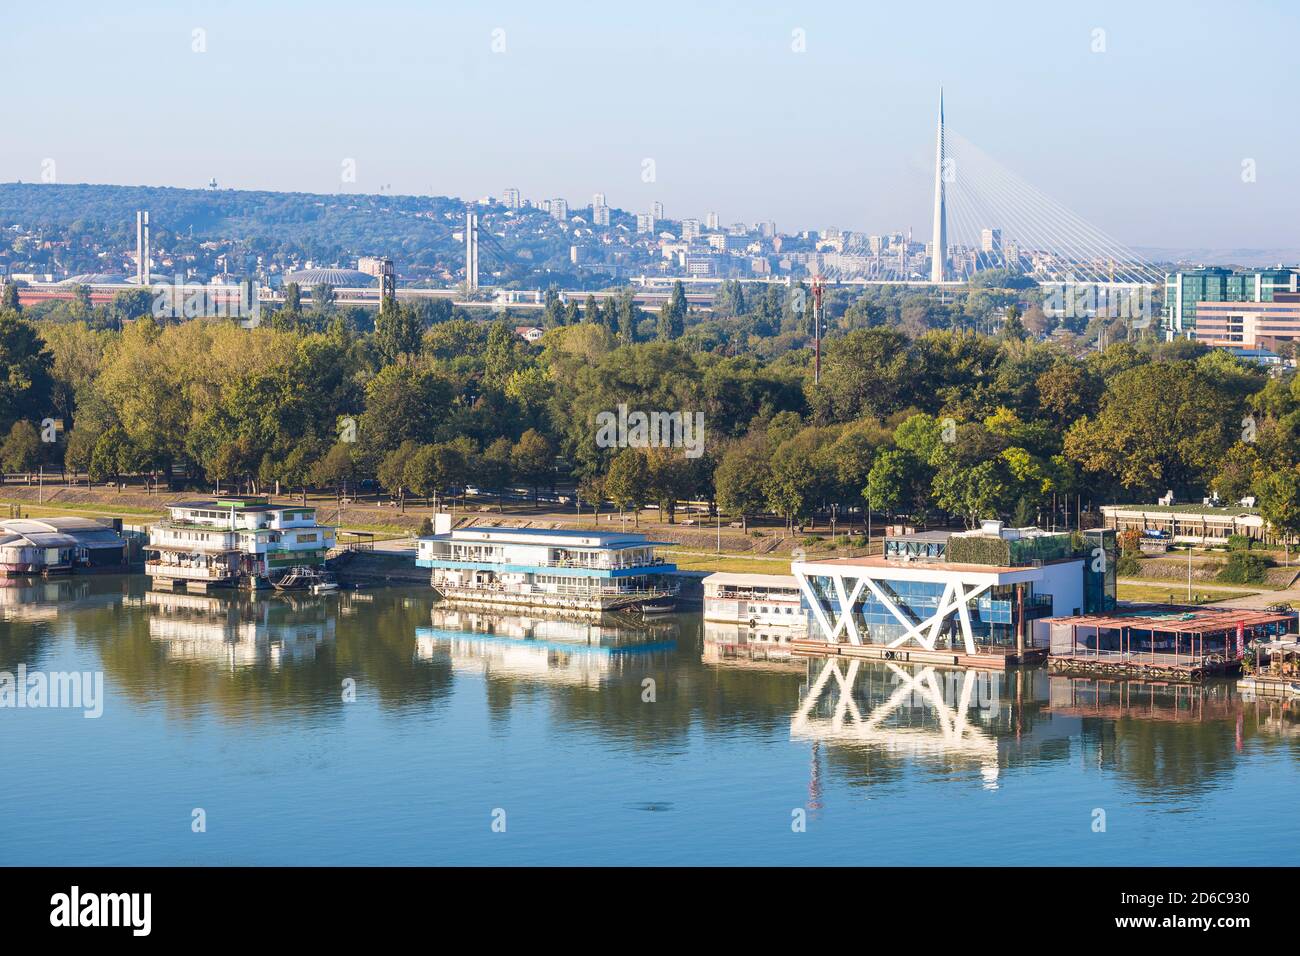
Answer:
[145,561,233,580]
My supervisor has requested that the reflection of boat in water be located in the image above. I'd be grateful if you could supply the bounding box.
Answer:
[0,575,129,621]
[143,589,335,669]
[272,566,338,593]
[415,605,676,686]
[1240,676,1300,699]
[702,620,804,669]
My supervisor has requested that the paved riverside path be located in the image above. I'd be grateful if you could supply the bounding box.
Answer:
[1116,577,1271,595]
[1209,583,1300,609]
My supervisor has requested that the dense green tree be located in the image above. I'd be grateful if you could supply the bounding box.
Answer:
[1257,467,1300,558]
[933,459,1007,529]
[644,446,696,523]
[808,327,914,423]
[0,315,55,434]
[605,447,649,525]
[0,420,42,473]
[617,292,639,344]
[478,436,514,510]
[377,440,420,508]
[866,449,929,521]
[1064,361,1237,497]
[310,442,357,499]
[356,365,453,468]
[510,428,553,504]
[657,281,686,341]
[373,300,422,364]
[714,436,770,530]
[314,283,337,310]
[765,427,837,530]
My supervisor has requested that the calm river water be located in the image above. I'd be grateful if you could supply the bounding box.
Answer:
[2,575,1298,865]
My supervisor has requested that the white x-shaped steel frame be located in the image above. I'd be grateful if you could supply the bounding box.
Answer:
[794,567,995,655]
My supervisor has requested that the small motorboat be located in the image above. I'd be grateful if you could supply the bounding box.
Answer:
[639,596,676,616]
[272,566,337,592]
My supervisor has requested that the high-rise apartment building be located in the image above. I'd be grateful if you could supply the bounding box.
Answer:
[980,227,1002,255]
[1003,240,1021,271]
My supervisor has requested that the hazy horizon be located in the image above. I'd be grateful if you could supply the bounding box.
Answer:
[2,0,1296,249]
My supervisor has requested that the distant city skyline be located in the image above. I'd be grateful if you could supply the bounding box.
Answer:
[2,1,1297,248]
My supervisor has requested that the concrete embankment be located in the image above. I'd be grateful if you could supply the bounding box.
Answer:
[329,549,428,585]
[671,571,708,607]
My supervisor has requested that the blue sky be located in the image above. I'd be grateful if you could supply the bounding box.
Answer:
[1,0,1295,248]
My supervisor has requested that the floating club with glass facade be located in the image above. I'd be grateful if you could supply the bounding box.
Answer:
[416,527,677,613]
[792,522,1115,669]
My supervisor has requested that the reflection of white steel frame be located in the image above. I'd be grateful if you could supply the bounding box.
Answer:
[791,658,998,768]
[792,559,1046,655]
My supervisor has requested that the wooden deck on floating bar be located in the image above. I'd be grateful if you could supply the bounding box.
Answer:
[788,639,1046,670]
[1048,652,1239,683]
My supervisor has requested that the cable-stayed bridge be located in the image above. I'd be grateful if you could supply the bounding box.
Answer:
[815,92,1163,291]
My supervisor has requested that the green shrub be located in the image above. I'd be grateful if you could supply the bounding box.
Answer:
[947,535,1012,567]
[1116,553,1142,577]
[1218,551,1270,585]
[1226,534,1253,551]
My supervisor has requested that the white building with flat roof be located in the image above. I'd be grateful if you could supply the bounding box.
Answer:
[702,572,807,629]
[792,525,1115,663]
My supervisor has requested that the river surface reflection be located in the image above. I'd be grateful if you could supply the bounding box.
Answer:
[2,574,1299,865]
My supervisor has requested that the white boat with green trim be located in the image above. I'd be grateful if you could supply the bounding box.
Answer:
[146,496,335,591]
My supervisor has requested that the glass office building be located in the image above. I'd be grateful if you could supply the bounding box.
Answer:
[1164,267,1298,337]
[800,575,1057,649]
[794,526,1115,655]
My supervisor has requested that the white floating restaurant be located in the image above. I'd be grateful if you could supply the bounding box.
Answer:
[701,571,809,659]
[416,526,677,612]
[146,496,335,591]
